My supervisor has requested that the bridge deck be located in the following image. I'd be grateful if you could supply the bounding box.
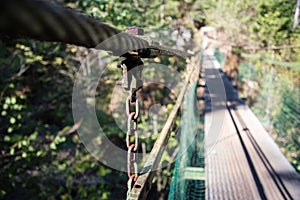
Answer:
[203,54,300,199]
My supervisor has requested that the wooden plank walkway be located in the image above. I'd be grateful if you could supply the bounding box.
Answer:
[203,54,300,199]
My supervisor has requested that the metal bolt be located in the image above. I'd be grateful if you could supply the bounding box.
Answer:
[126,26,144,36]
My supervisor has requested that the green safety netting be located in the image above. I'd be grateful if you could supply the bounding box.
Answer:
[214,48,227,68]
[168,82,205,200]
[168,47,300,199]
[241,53,300,69]
[214,48,300,172]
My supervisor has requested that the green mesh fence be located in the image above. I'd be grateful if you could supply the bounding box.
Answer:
[168,82,205,200]
[241,53,300,69]
[214,48,227,67]
[214,48,300,172]
[239,61,300,171]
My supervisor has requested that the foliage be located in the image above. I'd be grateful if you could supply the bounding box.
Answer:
[0,38,122,199]
[0,0,196,199]
[251,0,297,47]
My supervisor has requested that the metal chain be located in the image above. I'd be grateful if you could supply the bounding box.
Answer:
[126,95,139,164]
[118,57,143,197]
[126,86,140,196]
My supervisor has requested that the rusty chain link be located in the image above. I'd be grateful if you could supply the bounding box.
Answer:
[127,144,138,180]
[117,27,145,198]
[125,87,140,196]
[126,96,139,119]
[126,92,140,197]
[118,54,143,197]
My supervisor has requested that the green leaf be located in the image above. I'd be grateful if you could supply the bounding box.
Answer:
[55,57,63,65]
[50,142,57,150]
[7,127,13,133]
[9,148,15,155]
[11,97,16,104]
[36,151,43,157]
[20,95,26,100]
[8,83,14,88]
[4,136,10,142]
[5,97,10,104]
[22,152,27,158]
[3,104,8,110]
[1,110,7,116]
[28,146,34,152]
[22,140,28,146]
[167,104,173,110]
[29,131,38,140]
[0,189,6,197]
[102,192,109,199]
[10,117,16,124]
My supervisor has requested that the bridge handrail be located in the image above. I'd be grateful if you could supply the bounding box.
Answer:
[0,0,190,58]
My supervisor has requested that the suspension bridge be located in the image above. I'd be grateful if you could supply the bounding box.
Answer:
[1,1,299,199]
[202,53,299,199]
[128,51,300,199]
